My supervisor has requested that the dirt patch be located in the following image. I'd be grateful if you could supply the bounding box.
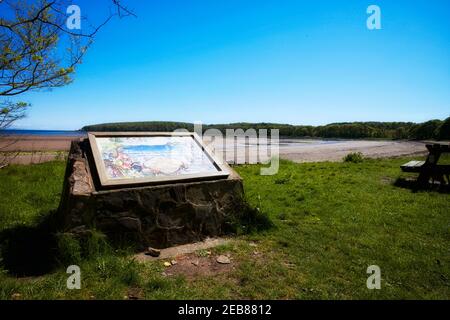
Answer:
[135,238,230,262]
[161,254,236,280]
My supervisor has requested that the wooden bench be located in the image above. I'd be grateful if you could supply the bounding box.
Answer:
[401,143,450,185]
[400,160,425,172]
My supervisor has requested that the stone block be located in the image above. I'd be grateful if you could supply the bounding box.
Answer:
[57,139,245,248]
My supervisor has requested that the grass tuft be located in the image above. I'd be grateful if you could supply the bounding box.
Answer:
[343,152,364,163]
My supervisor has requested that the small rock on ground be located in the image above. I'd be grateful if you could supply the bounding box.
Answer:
[216,255,231,264]
[145,247,161,257]
[11,293,22,300]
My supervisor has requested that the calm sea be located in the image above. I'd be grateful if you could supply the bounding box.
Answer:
[3,129,86,136]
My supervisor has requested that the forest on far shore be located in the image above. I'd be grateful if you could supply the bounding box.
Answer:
[82,117,450,140]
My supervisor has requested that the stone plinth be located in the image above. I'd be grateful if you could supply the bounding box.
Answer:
[57,139,245,249]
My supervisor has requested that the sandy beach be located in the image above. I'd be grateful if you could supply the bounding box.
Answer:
[273,139,428,163]
[0,134,429,165]
[207,138,428,164]
[0,134,83,164]
[0,135,83,152]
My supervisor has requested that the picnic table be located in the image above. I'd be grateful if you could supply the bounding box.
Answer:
[401,143,450,185]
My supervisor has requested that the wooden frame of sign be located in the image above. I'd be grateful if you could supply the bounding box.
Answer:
[88,131,229,187]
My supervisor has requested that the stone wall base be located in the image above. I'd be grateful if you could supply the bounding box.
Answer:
[57,139,246,249]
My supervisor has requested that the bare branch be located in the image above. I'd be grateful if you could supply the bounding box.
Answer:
[0,0,133,97]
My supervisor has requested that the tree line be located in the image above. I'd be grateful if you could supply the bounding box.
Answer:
[82,117,450,140]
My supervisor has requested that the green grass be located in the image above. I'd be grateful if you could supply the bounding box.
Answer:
[0,161,65,229]
[0,158,449,299]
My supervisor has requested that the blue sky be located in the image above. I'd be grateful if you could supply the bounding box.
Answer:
[13,0,450,130]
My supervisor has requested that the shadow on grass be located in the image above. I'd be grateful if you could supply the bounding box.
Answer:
[394,177,450,194]
[0,212,59,277]
[225,202,275,235]
[0,203,274,277]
